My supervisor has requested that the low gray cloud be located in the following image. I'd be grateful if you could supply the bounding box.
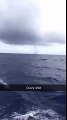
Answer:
[0,29,39,44]
[0,0,66,45]
[0,0,40,44]
[42,33,66,44]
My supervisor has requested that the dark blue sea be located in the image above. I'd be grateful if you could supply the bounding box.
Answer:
[0,54,66,120]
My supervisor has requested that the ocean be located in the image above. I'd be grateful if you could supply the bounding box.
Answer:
[0,54,66,84]
[0,54,66,120]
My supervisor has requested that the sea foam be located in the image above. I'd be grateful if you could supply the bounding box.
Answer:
[11,109,65,120]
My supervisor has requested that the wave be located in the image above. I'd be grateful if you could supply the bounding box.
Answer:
[2,109,64,120]
[0,78,9,88]
[0,79,8,85]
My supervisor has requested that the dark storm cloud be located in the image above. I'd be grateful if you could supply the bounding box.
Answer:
[0,0,66,45]
[0,29,39,44]
[0,0,40,44]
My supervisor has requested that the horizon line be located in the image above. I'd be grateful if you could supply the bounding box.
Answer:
[0,52,66,55]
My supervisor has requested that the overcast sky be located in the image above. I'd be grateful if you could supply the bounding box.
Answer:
[0,0,66,54]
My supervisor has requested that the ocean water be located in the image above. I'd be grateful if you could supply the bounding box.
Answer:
[0,91,66,120]
[0,54,66,119]
[0,54,66,84]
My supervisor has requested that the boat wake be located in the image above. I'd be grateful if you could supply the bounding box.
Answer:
[9,109,65,120]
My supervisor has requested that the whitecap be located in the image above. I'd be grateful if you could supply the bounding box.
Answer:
[0,78,9,88]
[11,109,65,120]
